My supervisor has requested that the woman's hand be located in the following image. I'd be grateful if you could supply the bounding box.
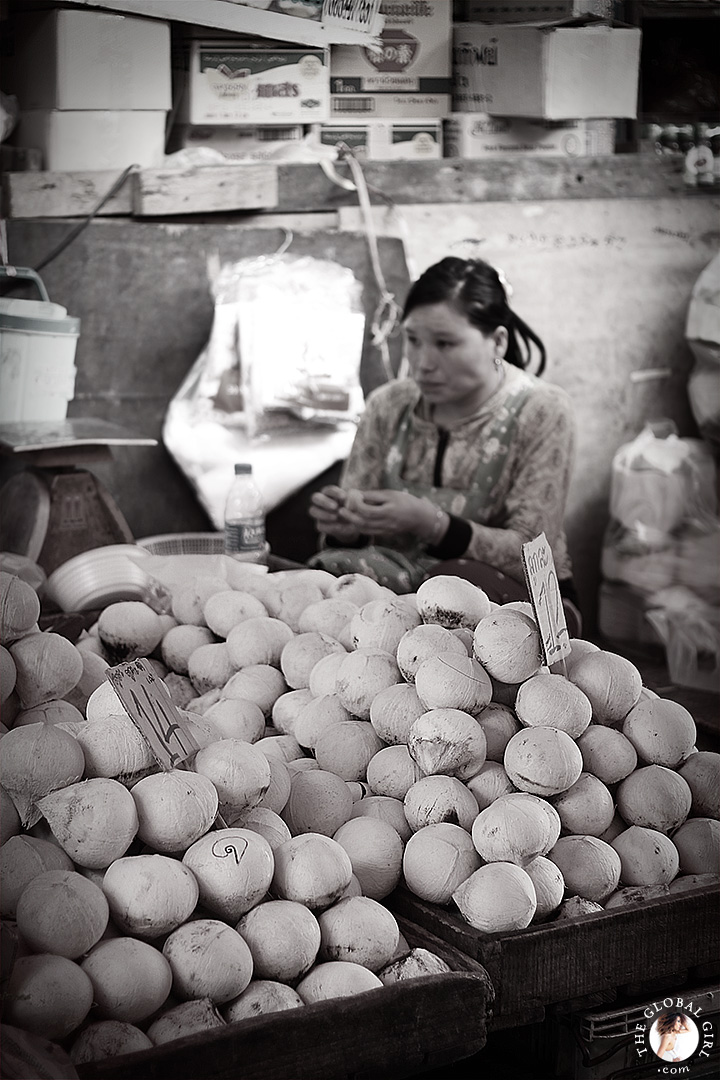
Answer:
[309,485,362,544]
[339,489,447,543]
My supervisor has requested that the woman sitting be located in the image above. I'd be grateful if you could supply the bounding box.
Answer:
[308,256,578,618]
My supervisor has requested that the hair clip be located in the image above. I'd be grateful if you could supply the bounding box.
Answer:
[494,265,514,299]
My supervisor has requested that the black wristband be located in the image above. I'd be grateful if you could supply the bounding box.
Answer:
[426,514,473,560]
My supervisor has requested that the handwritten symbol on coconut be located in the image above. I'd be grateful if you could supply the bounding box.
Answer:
[212,837,249,865]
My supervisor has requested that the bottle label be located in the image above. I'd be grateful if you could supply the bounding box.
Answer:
[225,520,266,553]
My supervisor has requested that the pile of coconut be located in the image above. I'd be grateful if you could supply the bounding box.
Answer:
[1,564,718,1065]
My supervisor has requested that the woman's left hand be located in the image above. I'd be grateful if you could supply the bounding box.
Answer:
[339,489,439,539]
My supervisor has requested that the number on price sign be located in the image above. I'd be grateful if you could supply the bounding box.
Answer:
[521,532,571,667]
[106,659,200,771]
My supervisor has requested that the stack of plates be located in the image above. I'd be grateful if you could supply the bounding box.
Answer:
[46,544,152,613]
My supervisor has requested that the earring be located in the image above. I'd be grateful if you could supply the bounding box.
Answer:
[494,355,503,368]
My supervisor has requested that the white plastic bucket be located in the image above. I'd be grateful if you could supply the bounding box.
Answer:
[0,268,80,423]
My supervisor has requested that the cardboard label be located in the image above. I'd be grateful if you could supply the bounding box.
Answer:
[107,659,199,771]
[521,532,570,666]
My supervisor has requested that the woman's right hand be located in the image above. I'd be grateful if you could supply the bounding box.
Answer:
[309,485,362,543]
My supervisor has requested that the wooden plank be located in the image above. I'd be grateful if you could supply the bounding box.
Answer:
[132,164,278,216]
[2,170,133,219]
[74,919,492,1080]
[387,884,720,1029]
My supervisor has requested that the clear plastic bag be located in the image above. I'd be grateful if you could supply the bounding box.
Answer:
[646,587,720,692]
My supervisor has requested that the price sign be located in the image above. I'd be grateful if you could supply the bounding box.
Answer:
[521,532,571,667]
[106,659,200,771]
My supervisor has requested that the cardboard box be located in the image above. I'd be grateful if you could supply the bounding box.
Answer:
[17,111,167,172]
[317,119,442,159]
[444,112,615,157]
[458,1,612,21]
[330,0,452,118]
[7,9,171,111]
[179,41,330,125]
[173,124,305,161]
[452,21,642,119]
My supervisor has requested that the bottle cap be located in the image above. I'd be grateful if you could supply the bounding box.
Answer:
[234,463,252,475]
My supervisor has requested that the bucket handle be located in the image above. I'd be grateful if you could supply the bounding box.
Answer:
[0,266,51,302]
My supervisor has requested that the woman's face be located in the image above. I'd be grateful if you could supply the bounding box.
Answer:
[402,301,507,410]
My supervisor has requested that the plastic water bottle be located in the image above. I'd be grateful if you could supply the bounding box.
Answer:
[224,463,267,563]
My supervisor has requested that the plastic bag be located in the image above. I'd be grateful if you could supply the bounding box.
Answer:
[646,587,720,692]
[601,423,720,601]
[686,252,720,450]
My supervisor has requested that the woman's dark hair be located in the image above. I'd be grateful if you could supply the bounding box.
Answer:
[657,1012,690,1036]
[402,256,546,375]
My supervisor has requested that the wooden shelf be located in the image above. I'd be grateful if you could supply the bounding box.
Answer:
[2,154,712,220]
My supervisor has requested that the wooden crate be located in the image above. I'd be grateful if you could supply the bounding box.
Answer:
[387,884,720,1030]
[74,917,493,1080]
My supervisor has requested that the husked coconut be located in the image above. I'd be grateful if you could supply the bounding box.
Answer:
[525,856,565,920]
[256,756,291,815]
[416,575,493,629]
[466,761,517,810]
[75,716,155,780]
[330,573,389,605]
[0,784,21,844]
[369,683,426,745]
[193,739,271,818]
[396,624,467,684]
[272,688,315,735]
[548,836,621,903]
[0,835,73,918]
[37,777,139,869]
[678,751,720,819]
[69,1021,153,1063]
[280,633,346,690]
[187,642,235,694]
[472,610,542,684]
[131,769,219,853]
[222,981,304,1022]
[366,745,423,799]
[402,821,481,904]
[453,862,537,932]
[604,884,670,909]
[274,582,327,633]
[12,698,83,728]
[351,795,412,843]
[0,572,41,643]
[599,812,627,845]
[0,644,17,703]
[471,792,560,865]
[668,873,720,894]
[550,773,616,838]
[671,818,720,875]
[298,598,359,646]
[318,896,399,971]
[476,703,521,762]
[171,576,229,627]
[163,919,253,1004]
[378,948,452,985]
[563,638,601,679]
[567,650,642,726]
[504,727,583,797]
[271,833,353,910]
[182,828,274,921]
[146,999,225,1045]
[161,625,215,676]
[308,652,348,697]
[622,697,696,767]
[555,896,604,920]
[335,649,402,719]
[408,708,487,780]
[97,602,164,664]
[294,694,352,750]
[222,665,287,717]
[332,817,404,900]
[103,855,199,938]
[515,673,592,738]
[616,765,692,833]
[315,721,385,782]
[203,590,268,638]
[10,633,83,709]
[576,726,638,785]
[610,826,679,886]
[202,697,265,743]
[63,649,109,712]
[236,899,321,982]
[282,769,354,837]
[16,869,109,958]
[229,806,292,850]
[226,617,294,669]
[414,655,492,715]
[350,599,421,653]
[295,961,383,1002]
[5,954,93,1040]
[403,775,479,832]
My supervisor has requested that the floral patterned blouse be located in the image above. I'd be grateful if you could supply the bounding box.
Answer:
[336,363,575,583]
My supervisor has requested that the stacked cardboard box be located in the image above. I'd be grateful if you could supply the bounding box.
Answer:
[9,9,171,171]
[314,119,442,160]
